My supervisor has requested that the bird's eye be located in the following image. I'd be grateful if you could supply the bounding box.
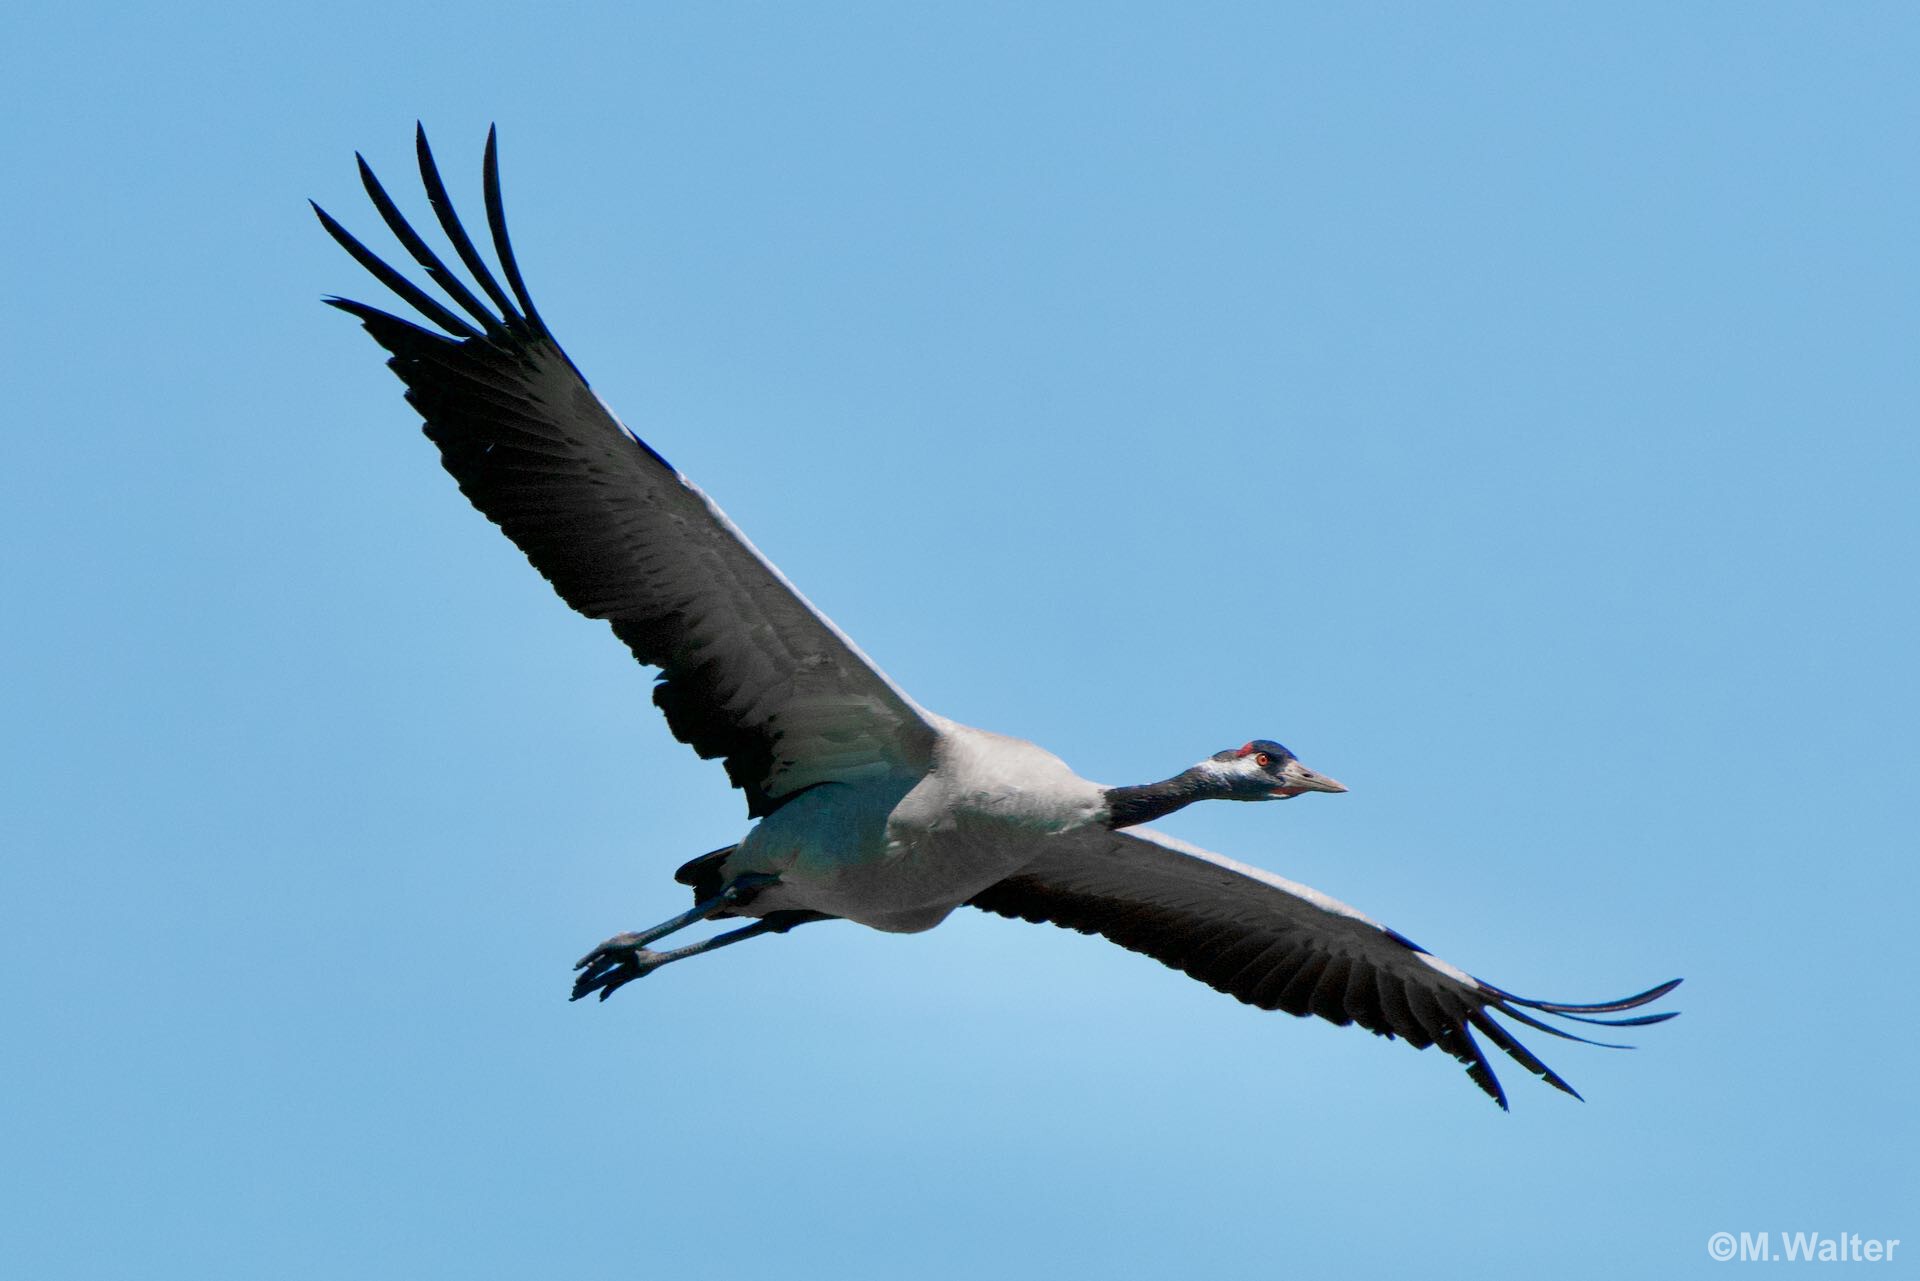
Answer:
[1255,753,1271,767]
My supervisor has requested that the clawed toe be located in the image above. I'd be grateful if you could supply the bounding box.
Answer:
[569,937,663,1002]
[574,932,648,971]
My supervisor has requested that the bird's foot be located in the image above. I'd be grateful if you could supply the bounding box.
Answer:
[570,933,668,1002]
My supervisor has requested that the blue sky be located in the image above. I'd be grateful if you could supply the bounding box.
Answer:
[4,3,1916,1277]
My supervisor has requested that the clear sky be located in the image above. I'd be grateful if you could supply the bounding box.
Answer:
[4,4,1916,1277]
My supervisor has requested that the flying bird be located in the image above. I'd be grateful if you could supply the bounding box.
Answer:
[315,126,1679,1109]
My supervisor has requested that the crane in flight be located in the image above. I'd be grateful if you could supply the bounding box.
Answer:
[315,127,1679,1109]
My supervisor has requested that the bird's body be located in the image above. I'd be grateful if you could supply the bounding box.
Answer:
[730,718,1105,933]
[316,126,1680,1109]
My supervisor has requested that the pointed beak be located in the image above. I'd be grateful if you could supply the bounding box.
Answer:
[1271,759,1348,798]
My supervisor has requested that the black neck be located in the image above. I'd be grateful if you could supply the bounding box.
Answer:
[1103,769,1218,829]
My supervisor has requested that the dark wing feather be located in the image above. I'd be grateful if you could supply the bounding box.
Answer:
[969,827,1679,1108]
[317,127,937,814]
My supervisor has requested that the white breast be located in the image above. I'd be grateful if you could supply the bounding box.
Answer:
[905,718,1108,834]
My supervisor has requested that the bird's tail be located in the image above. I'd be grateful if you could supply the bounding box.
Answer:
[673,845,740,904]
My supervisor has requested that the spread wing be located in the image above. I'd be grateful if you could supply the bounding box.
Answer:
[969,826,1680,1108]
[315,127,937,815]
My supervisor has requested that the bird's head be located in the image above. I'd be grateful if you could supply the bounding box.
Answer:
[1103,738,1348,827]
[1202,740,1348,802]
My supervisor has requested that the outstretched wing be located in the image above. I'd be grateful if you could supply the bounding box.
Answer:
[315,126,937,815]
[969,826,1679,1108]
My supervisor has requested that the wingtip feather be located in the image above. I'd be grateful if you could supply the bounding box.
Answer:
[480,124,549,337]
[414,125,526,328]
[1471,1009,1584,1102]
[1488,975,1683,1016]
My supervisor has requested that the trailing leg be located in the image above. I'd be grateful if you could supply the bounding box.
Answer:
[575,870,778,957]
[569,871,827,1001]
